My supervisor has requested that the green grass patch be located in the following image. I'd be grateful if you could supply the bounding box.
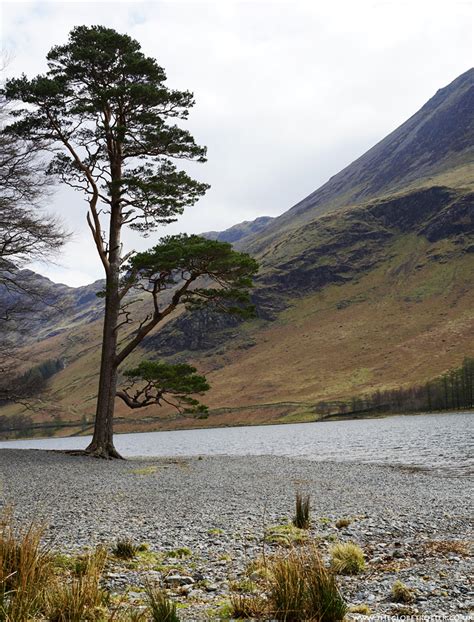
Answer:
[130,465,158,476]
[264,523,308,547]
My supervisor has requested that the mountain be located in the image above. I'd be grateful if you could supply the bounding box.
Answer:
[0,269,104,343]
[202,216,273,244]
[240,68,474,256]
[1,69,473,435]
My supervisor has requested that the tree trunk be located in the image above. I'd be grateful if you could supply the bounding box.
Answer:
[86,202,123,459]
[85,281,122,459]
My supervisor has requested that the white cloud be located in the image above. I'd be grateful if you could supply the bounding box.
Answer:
[1,0,472,285]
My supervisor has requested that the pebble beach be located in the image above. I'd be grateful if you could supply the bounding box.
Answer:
[1,449,472,619]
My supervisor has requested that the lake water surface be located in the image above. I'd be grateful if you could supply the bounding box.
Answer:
[0,411,472,474]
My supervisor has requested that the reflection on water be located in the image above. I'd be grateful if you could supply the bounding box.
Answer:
[0,412,472,474]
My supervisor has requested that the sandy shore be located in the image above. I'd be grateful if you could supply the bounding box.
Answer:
[0,449,472,618]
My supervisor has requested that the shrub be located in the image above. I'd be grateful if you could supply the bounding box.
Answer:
[293,492,311,529]
[145,585,180,622]
[112,538,138,559]
[330,542,365,575]
[268,546,346,622]
[391,580,415,603]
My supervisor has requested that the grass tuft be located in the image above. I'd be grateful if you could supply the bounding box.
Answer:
[0,508,52,621]
[330,542,365,575]
[46,546,108,621]
[265,523,308,547]
[145,585,180,622]
[349,603,372,614]
[112,538,139,560]
[391,580,415,603]
[229,592,268,619]
[167,547,192,559]
[293,492,311,529]
[269,546,346,621]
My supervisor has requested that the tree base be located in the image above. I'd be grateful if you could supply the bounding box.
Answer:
[84,441,124,460]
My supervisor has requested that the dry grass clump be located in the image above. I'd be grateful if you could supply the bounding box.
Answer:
[349,603,372,615]
[293,492,311,529]
[424,540,470,556]
[330,542,365,575]
[46,546,109,621]
[269,546,346,621]
[229,592,268,619]
[0,510,135,621]
[391,580,415,604]
[233,545,346,621]
[0,509,52,621]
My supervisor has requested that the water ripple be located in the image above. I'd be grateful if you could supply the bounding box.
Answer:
[0,412,472,474]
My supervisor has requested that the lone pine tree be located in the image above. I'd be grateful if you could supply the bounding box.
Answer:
[4,26,258,458]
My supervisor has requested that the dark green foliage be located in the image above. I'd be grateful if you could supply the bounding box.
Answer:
[22,358,63,386]
[112,538,138,560]
[145,585,180,622]
[3,25,209,231]
[293,492,311,529]
[125,234,259,317]
[118,361,210,415]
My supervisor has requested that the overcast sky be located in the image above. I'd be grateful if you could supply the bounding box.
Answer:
[2,0,472,286]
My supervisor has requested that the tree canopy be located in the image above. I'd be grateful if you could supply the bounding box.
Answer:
[117,360,210,415]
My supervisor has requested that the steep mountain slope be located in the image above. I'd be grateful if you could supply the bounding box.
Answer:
[1,70,473,434]
[239,67,473,256]
[0,269,104,344]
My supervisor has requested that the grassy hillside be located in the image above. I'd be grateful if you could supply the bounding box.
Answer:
[2,179,473,434]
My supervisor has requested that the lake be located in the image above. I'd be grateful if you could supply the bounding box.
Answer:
[0,412,472,474]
